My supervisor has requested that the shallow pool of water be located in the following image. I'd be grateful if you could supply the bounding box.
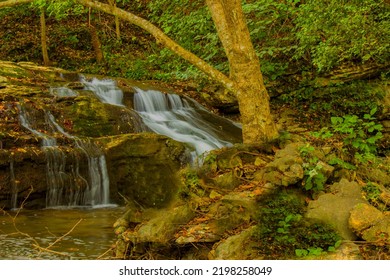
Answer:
[0,206,124,260]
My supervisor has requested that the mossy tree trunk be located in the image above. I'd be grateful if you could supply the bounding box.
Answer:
[206,0,278,144]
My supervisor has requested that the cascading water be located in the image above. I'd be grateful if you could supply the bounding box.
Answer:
[80,77,241,160]
[81,77,124,106]
[46,110,111,207]
[133,88,240,160]
[17,104,110,208]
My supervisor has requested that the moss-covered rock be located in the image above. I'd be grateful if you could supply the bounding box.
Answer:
[102,133,187,208]
[259,143,304,186]
[208,226,261,260]
[306,179,367,240]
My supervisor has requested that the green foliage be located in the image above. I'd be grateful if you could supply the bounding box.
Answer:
[32,0,86,20]
[255,190,341,259]
[299,144,327,193]
[294,0,390,72]
[178,168,205,199]
[328,157,356,171]
[145,0,224,80]
[331,108,383,162]
[311,108,383,165]
[280,81,385,123]
[362,182,389,211]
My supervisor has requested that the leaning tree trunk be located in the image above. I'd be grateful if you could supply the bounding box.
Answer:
[0,0,33,8]
[40,8,50,66]
[76,0,235,93]
[206,0,278,144]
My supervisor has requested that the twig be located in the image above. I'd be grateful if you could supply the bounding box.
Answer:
[97,246,114,260]
[43,218,83,252]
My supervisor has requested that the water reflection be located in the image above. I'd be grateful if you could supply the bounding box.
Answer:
[0,207,123,260]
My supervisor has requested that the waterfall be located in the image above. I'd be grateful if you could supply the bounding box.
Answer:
[80,77,240,160]
[46,111,111,207]
[17,104,111,208]
[133,88,239,160]
[81,77,124,106]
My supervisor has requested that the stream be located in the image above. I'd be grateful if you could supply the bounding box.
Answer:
[0,207,123,260]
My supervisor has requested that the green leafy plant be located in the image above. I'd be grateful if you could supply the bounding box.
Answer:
[328,157,356,171]
[255,190,341,259]
[299,144,327,192]
[312,108,383,165]
[294,0,390,72]
[330,107,383,162]
[362,182,389,211]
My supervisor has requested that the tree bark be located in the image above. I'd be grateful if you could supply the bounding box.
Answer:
[40,8,50,66]
[206,0,278,144]
[0,0,33,8]
[89,24,104,63]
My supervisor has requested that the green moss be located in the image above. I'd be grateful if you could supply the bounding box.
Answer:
[254,189,341,259]
[0,61,31,79]
[69,95,113,137]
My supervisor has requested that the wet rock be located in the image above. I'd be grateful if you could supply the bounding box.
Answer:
[359,167,390,186]
[176,191,257,244]
[122,204,195,244]
[211,171,241,190]
[361,217,390,243]
[306,179,367,240]
[314,242,362,260]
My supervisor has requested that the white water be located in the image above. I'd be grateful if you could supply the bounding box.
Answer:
[17,105,111,208]
[133,88,235,159]
[46,111,111,207]
[81,77,123,106]
[50,87,78,98]
[80,77,240,160]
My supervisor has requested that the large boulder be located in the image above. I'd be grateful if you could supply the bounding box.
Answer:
[306,179,368,240]
[102,133,187,208]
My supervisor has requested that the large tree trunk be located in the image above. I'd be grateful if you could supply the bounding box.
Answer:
[206,0,278,144]
[40,8,50,66]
